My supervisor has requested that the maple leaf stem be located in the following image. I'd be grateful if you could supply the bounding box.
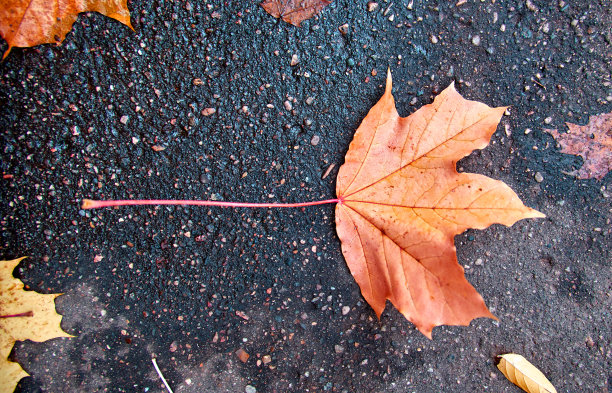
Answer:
[82,198,341,210]
[0,311,34,318]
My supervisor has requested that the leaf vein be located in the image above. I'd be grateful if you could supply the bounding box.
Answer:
[341,206,375,299]
[342,93,394,195]
[343,114,494,199]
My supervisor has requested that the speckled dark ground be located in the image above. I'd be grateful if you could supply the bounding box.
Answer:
[1,1,610,392]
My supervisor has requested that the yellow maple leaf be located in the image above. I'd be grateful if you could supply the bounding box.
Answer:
[0,257,72,393]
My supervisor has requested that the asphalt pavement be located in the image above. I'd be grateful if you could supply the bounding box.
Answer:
[1,1,610,392]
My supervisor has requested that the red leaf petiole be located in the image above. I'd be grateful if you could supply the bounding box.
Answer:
[82,198,341,210]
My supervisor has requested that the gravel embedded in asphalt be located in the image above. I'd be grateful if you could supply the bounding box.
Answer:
[1,1,610,392]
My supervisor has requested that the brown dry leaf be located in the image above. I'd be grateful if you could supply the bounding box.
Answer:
[0,257,72,393]
[497,353,557,393]
[335,71,544,338]
[260,0,332,27]
[544,112,612,180]
[0,0,132,58]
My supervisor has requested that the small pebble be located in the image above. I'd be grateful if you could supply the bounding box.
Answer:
[544,117,552,124]
[585,336,595,347]
[290,54,299,66]
[526,0,538,12]
[236,348,250,363]
[120,115,129,124]
[306,97,315,105]
[335,345,345,354]
[475,258,483,266]
[342,306,350,315]
[284,100,293,111]
[338,23,349,35]
[472,35,481,46]
[430,35,438,44]
[200,173,211,184]
[367,2,378,12]
[311,135,320,146]
[246,386,257,393]
[201,108,216,116]
[535,172,544,183]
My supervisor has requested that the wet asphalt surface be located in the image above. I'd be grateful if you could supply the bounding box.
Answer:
[1,1,611,392]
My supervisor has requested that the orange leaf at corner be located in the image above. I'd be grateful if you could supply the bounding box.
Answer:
[0,0,132,58]
[335,71,544,338]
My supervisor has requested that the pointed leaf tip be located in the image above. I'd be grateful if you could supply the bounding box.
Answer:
[385,68,392,95]
[2,46,12,60]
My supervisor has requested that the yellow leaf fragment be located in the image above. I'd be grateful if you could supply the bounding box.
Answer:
[0,257,72,393]
[497,353,557,393]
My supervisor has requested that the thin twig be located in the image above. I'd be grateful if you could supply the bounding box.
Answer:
[152,358,174,393]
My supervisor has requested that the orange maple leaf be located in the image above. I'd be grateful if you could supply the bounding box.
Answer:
[260,0,332,27]
[0,0,132,58]
[335,71,545,338]
[544,112,612,180]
